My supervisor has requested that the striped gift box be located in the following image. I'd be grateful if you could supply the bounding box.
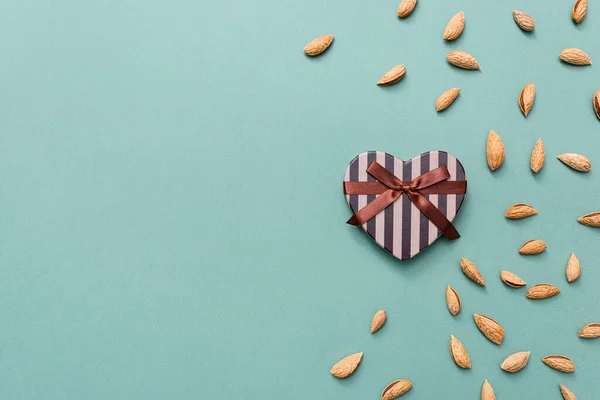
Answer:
[343,150,466,260]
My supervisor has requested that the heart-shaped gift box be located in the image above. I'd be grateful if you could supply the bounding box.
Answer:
[343,150,467,260]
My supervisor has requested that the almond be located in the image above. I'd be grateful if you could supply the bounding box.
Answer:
[304,34,334,56]
[473,314,505,345]
[501,271,526,288]
[330,352,363,378]
[446,51,480,70]
[560,48,592,65]
[460,258,486,286]
[377,65,406,86]
[542,355,575,373]
[501,351,531,372]
[519,82,535,116]
[519,239,546,255]
[560,384,577,400]
[530,138,545,173]
[578,212,600,227]
[513,10,535,31]
[526,284,560,299]
[443,11,465,40]
[371,310,387,334]
[566,253,580,283]
[578,323,600,338]
[381,379,413,400]
[481,379,496,400]
[446,285,461,315]
[505,203,537,219]
[593,89,600,120]
[572,0,588,23]
[558,153,591,172]
[450,335,471,369]
[397,0,417,18]
[436,88,460,111]
[486,130,504,171]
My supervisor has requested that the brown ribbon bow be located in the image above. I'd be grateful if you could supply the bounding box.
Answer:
[344,161,467,240]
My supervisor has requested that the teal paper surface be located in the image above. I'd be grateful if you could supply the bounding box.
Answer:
[0,0,599,398]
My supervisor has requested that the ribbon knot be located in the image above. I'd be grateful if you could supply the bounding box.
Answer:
[344,161,467,240]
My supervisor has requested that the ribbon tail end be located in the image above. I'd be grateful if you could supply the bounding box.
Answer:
[445,231,460,240]
[346,216,360,226]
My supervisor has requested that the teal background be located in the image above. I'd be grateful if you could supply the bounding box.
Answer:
[0,0,599,398]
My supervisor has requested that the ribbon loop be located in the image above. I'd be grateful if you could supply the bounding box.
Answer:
[344,161,466,240]
[365,161,403,189]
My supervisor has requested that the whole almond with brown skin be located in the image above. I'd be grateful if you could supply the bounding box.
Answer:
[443,11,465,40]
[486,130,504,171]
[526,284,560,299]
[481,379,496,400]
[446,285,461,315]
[566,253,580,283]
[381,379,413,400]
[460,258,486,286]
[519,239,546,255]
[446,51,480,70]
[304,34,334,56]
[501,351,531,372]
[572,0,587,23]
[558,153,591,172]
[593,89,600,120]
[450,335,471,368]
[519,82,535,116]
[473,314,505,344]
[501,271,526,288]
[397,0,417,18]
[436,88,460,111]
[505,203,537,219]
[531,138,545,173]
[579,323,600,338]
[560,384,577,400]
[542,355,575,373]
[377,65,406,86]
[560,48,592,65]
[578,212,600,227]
[513,10,535,31]
[330,352,363,378]
[371,310,387,333]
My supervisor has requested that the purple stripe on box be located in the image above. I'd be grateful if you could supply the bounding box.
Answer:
[401,159,412,260]
[437,151,448,222]
[349,155,359,214]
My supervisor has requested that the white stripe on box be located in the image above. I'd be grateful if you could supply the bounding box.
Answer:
[428,151,439,241]
[375,151,386,247]
[344,165,350,203]
[410,155,421,257]
[446,154,457,221]
[393,159,403,257]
